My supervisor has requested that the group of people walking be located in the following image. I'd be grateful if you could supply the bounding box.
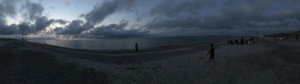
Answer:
[273,34,298,41]
[228,36,255,45]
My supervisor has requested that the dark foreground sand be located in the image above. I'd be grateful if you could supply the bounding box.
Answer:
[0,38,300,84]
[0,39,108,83]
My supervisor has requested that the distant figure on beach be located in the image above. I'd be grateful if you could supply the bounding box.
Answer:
[207,43,216,66]
[296,34,298,41]
[240,38,244,44]
[243,36,246,44]
[135,43,139,52]
[235,39,239,44]
[249,37,252,44]
[230,40,234,44]
[253,37,255,44]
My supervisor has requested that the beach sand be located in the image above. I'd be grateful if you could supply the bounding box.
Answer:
[0,38,300,83]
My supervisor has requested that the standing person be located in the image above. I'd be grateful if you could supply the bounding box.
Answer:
[296,34,298,41]
[240,38,244,44]
[243,37,246,44]
[253,37,255,44]
[135,43,139,52]
[207,43,216,66]
[235,39,239,44]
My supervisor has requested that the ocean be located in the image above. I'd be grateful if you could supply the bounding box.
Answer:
[28,36,242,50]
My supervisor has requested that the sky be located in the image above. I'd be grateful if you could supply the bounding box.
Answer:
[0,0,300,39]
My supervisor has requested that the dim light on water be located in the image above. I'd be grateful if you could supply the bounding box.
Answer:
[28,36,242,50]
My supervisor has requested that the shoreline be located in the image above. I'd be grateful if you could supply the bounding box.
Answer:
[24,39,229,54]
[0,38,231,64]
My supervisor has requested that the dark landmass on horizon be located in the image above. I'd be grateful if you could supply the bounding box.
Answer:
[264,30,300,37]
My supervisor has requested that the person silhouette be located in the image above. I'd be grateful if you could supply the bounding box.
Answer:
[240,38,244,44]
[135,43,139,52]
[235,39,239,44]
[296,34,298,41]
[207,43,216,66]
[231,40,234,44]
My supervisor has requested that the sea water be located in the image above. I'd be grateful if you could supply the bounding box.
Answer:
[28,36,242,50]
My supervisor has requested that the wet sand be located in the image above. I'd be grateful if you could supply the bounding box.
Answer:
[0,38,300,83]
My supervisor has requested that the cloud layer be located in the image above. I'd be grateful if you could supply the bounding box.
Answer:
[0,0,68,35]
[1,0,300,38]
[145,0,300,35]
[85,20,149,38]
[0,0,146,38]
[84,0,137,25]
[52,0,147,38]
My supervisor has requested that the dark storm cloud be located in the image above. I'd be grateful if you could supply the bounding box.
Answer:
[56,0,142,36]
[0,24,18,35]
[3,0,299,37]
[84,20,149,38]
[1,16,67,35]
[18,22,32,34]
[17,16,70,34]
[0,0,68,35]
[0,0,19,25]
[1,0,146,37]
[146,0,220,29]
[32,17,68,33]
[146,16,202,29]
[33,17,56,33]
[0,0,20,35]
[84,0,137,25]
[149,0,216,17]
[0,18,6,26]
[213,0,300,30]
[23,0,45,21]
[55,20,85,35]
[218,0,300,22]
[53,27,63,32]
[0,0,19,18]
[135,10,146,22]
[145,0,300,35]
[270,8,300,21]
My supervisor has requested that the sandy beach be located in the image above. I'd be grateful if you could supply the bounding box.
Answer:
[1,37,300,83]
